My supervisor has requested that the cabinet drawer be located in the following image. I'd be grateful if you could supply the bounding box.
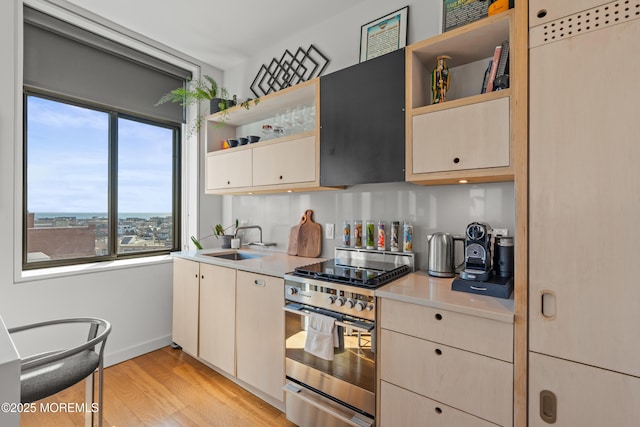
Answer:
[252,136,316,186]
[380,298,513,362]
[380,381,496,427]
[380,329,512,426]
[412,96,510,173]
[205,150,252,190]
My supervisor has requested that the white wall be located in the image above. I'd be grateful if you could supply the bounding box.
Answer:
[0,0,221,372]
[221,182,515,271]
[225,0,443,97]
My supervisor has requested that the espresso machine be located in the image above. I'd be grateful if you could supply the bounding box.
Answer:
[459,222,493,282]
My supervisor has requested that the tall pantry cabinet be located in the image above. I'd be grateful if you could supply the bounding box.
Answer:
[529,1,640,425]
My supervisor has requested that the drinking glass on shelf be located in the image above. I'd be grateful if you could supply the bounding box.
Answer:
[294,105,305,133]
[261,121,274,140]
[273,112,285,137]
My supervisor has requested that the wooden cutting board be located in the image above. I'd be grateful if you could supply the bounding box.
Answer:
[297,209,322,258]
[287,212,307,255]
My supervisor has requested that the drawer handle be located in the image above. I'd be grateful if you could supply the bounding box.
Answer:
[201,275,204,279]
[279,175,283,180]
[227,180,231,185]
[540,390,557,423]
[453,157,460,164]
[542,291,557,318]
[536,9,547,19]
[254,279,266,287]
[194,274,198,278]
[435,348,442,356]
[435,313,443,321]
[435,407,443,415]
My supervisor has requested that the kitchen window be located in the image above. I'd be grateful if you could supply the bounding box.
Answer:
[23,93,181,269]
[22,6,190,269]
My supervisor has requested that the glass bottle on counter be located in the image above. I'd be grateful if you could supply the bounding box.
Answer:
[342,220,351,247]
[390,221,400,252]
[366,220,375,249]
[377,221,386,251]
[354,220,363,248]
[403,221,413,253]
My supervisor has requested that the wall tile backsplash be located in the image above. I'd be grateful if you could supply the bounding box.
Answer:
[214,181,515,270]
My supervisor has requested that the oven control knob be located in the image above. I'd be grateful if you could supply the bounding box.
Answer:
[326,296,336,304]
[346,299,356,309]
[367,304,374,311]
[355,301,367,312]
[287,287,298,296]
[335,297,346,307]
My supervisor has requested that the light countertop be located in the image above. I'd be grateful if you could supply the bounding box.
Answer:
[172,248,326,277]
[375,270,514,323]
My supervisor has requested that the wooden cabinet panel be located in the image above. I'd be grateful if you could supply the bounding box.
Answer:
[236,271,285,402]
[412,96,510,174]
[172,258,200,356]
[380,381,496,427]
[380,329,512,427]
[381,299,513,362]
[252,136,316,186]
[529,352,640,427]
[198,264,236,376]
[205,149,252,190]
[529,18,640,377]
[529,0,605,27]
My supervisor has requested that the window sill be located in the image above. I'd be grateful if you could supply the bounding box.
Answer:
[18,254,173,283]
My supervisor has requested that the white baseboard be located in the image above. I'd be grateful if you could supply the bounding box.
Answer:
[104,334,173,367]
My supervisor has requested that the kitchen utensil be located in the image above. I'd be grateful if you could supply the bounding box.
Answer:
[427,232,464,278]
[297,210,322,257]
[287,212,307,255]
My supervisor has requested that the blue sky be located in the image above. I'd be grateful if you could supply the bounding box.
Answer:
[27,96,174,213]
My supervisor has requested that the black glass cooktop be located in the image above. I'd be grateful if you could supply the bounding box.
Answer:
[293,259,411,288]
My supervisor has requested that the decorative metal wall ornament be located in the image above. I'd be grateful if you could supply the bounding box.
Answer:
[250,44,330,97]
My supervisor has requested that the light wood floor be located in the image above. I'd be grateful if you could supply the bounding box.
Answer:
[20,346,296,426]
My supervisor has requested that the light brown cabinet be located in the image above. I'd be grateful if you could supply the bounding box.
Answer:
[198,263,236,376]
[529,2,640,424]
[236,271,285,401]
[405,11,517,185]
[252,136,316,186]
[172,259,286,404]
[205,149,252,191]
[172,257,200,356]
[378,298,513,426]
[380,381,496,427]
[204,79,341,195]
[412,96,510,174]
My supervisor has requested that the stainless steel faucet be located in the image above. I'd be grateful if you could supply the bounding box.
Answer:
[234,225,277,247]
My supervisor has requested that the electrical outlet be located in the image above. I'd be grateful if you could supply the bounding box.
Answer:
[493,228,508,236]
[325,223,335,239]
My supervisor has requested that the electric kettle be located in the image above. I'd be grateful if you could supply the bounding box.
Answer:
[427,232,464,277]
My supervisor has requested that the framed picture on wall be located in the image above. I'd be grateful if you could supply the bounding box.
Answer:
[359,6,409,62]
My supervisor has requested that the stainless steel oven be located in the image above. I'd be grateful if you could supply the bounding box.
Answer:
[283,248,414,427]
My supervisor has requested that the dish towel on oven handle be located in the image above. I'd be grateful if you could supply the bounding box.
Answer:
[304,312,338,361]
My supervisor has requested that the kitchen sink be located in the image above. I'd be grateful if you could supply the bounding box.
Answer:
[201,251,267,261]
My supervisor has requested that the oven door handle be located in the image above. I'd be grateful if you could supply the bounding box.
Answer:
[283,306,374,334]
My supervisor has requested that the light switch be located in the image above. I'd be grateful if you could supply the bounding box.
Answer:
[325,223,335,239]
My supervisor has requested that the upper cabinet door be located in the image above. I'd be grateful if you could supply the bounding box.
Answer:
[252,136,316,186]
[320,49,405,186]
[412,97,510,174]
[205,149,252,191]
[529,16,640,377]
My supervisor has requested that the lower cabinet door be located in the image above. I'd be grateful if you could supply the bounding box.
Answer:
[172,258,200,356]
[198,264,236,375]
[380,329,512,426]
[529,352,640,427]
[380,381,496,427]
[236,271,285,401]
